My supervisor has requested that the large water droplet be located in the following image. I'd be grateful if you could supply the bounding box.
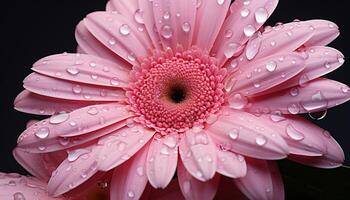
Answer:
[301,91,328,112]
[228,128,239,140]
[255,135,267,146]
[161,25,173,39]
[286,124,304,141]
[50,113,70,124]
[287,103,300,114]
[240,8,250,17]
[270,110,286,122]
[217,0,225,5]
[119,24,131,36]
[244,25,256,37]
[66,66,80,75]
[228,93,248,110]
[35,127,50,139]
[182,22,191,33]
[67,149,91,162]
[224,42,239,58]
[246,36,261,60]
[266,60,277,72]
[255,7,268,24]
[134,9,145,24]
[13,192,26,200]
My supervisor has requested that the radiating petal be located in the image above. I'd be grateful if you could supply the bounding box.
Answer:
[146,134,178,188]
[23,73,126,101]
[110,143,149,200]
[14,90,92,115]
[0,173,62,200]
[227,53,305,96]
[208,108,289,160]
[17,103,133,152]
[97,125,155,171]
[234,159,284,200]
[248,78,350,114]
[216,149,247,178]
[152,0,196,49]
[85,12,150,65]
[48,146,99,196]
[212,0,279,65]
[303,20,339,46]
[192,0,230,51]
[33,53,130,88]
[177,160,220,200]
[147,179,185,200]
[179,129,217,181]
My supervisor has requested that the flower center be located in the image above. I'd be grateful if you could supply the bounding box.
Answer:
[127,47,226,134]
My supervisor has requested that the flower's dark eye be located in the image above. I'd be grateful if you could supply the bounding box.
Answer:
[169,85,187,103]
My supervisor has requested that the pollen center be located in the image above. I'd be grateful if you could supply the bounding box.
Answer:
[127,47,226,134]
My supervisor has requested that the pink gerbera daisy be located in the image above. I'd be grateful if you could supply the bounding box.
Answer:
[11,0,349,199]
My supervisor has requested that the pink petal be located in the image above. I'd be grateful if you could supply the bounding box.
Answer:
[216,149,247,178]
[208,108,289,160]
[177,160,220,200]
[75,20,129,64]
[227,53,305,96]
[14,90,93,115]
[248,78,350,114]
[212,0,279,65]
[179,129,217,181]
[110,143,150,200]
[48,146,99,196]
[138,0,162,49]
[0,173,62,200]
[23,73,126,101]
[234,159,284,200]
[106,1,116,11]
[85,11,150,65]
[17,103,133,152]
[33,53,130,88]
[192,0,230,51]
[97,125,155,171]
[152,0,196,49]
[147,179,185,200]
[303,20,340,46]
[258,46,345,95]
[146,134,178,189]
[13,148,66,181]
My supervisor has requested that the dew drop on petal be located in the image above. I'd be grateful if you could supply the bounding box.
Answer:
[224,29,233,38]
[35,127,50,139]
[13,192,26,200]
[287,103,300,114]
[228,93,248,110]
[240,8,250,17]
[301,91,328,112]
[255,7,268,24]
[337,54,345,64]
[224,42,239,58]
[217,0,225,5]
[286,124,304,141]
[265,60,277,72]
[50,113,70,124]
[299,74,310,87]
[134,9,145,24]
[246,36,261,60]
[270,110,286,122]
[161,25,173,39]
[87,107,99,115]
[119,24,131,36]
[290,87,299,97]
[182,22,191,33]
[228,128,239,140]
[67,149,91,162]
[136,166,144,176]
[255,135,267,146]
[244,25,256,37]
[308,110,327,120]
[66,66,80,75]
[128,191,135,198]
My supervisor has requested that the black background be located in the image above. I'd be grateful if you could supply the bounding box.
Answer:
[0,0,349,182]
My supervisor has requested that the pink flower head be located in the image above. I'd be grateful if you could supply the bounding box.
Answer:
[12,0,349,199]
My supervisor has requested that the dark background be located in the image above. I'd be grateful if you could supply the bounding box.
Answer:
[0,0,349,186]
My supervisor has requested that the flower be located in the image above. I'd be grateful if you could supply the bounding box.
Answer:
[12,0,349,199]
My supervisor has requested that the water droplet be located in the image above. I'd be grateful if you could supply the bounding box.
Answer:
[270,110,286,122]
[163,11,171,20]
[286,124,304,141]
[161,25,173,39]
[287,103,300,114]
[244,25,256,37]
[67,149,91,162]
[228,129,239,140]
[266,60,277,72]
[91,74,98,80]
[224,76,237,92]
[254,82,261,88]
[286,30,293,37]
[160,146,170,155]
[255,7,268,24]
[119,24,131,36]
[38,145,46,151]
[328,23,335,28]
[182,22,191,33]
[127,54,136,62]
[163,136,177,148]
[35,127,50,139]
[240,8,250,17]
[50,113,69,124]
[194,132,208,145]
[98,181,108,189]
[13,192,26,200]
[228,93,248,110]
[8,180,16,186]
[290,88,299,97]
[243,0,250,5]
[59,137,70,146]
[224,42,239,58]
[196,0,202,8]
[136,166,144,176]
[324,62,331,69]
[301,91,328,112]
[224,29,233,39]
[227,60,239,72]
[308,110,327,120]
[87,107,99,115]
[108,38,116,46]
[270,41,276,46]
[217,0,225,5]
[299,74,310,87]
[246,36,261,60]
[134,9,144,24]
[341,86,349,93]
[89,62,96,67]
[128,191,135,198]
[66,66,80,75]
[337,54,345,64]
[110,78,121,86]
[255,135,267,146]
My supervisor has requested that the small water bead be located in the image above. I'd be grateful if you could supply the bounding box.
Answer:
[228,60,239,72]
[341,86,349,93]
[194,132,209,145]
[89,62,96,67]
[240,8,250,17]
[196,0,202,8]
[66,66,80,75]
[290,87,299,97]
[134,9,145,24]
[50,113,70,124]
[38,145,46,151]
[182,22,191,33]
[265,60,277,72]
[224,29,233,38]
[228,129,239,140]
[224,76,237,92]
[217,0,225,5]
[299,74,310,87]
[59,137,70,146]
[160,146,170,155]
[228,93,248,110]
[97,181,108,189]
[244,25,256,37]
[243,0,250,6]
[337,54,345,64]
[328,23,335,28]
[163,11,171,20]
[67,149,91,162]
[91,74,98,80]
[255,7,268,24]
[287,103,300,114]
[161,25,173,39]
[8,180,17,186]
[270,110,286,122]
[255,135,267,146]
[253,82,261,88]
[127,54,136,62]
[270,41,276,46]
[163,136,177,148]
[286,31,293,37]
[119,24,131,36]
[128,191,135,198]
[246,36,261,60]
[110,78,121,86]
[13,192,26,200]
[224,42,239,58]
[286,124,304,141]
[301,91,328,112]
[108,38,116,46]
[87,107,99,115]
[308,110,327,120]
[324,62,331,69]
[35,127,50,139]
